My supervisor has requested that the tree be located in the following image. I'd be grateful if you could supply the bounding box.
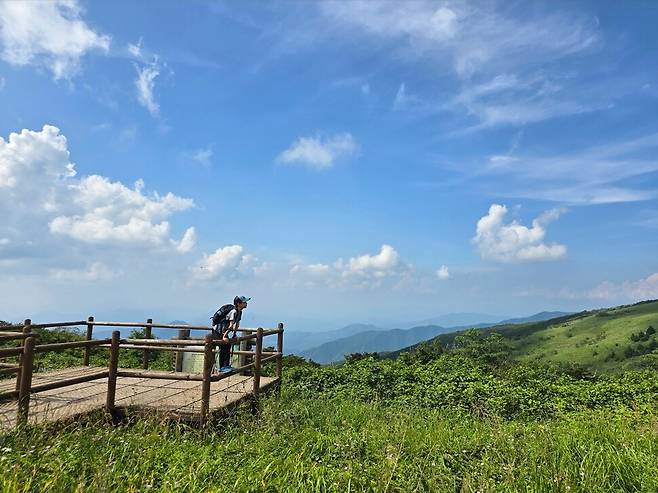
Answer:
[452,329,511,367]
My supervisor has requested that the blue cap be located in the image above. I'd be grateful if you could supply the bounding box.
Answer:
[234,295,251,304]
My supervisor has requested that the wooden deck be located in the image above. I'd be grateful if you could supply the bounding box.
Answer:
[0,367,277,430]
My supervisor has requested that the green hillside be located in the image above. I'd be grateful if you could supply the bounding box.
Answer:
[392,300,658,371]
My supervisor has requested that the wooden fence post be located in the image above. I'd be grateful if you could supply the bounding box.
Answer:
[106,331,120,415]
[17,336,35,426]
[15,319,31,393]
[142,318,153,370]
[175,328,190,372]
[252,328,263,407]
[276,322,284,380]
[83,316,94,366]
[200,334,214,425]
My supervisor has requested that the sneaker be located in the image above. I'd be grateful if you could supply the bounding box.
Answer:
[220,366,234,374]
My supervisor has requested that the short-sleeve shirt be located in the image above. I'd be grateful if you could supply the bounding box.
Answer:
[222,308,241,334]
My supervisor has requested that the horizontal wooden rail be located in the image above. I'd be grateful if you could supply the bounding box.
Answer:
[260,353,282,364]
[231,350,277,356]
[30,320,87,329]
[0,347,24,358]
[124,338,208,346]
[117,369,204,381]
[33,339,111,354]
[110,345,206,354]
[30,370,108,393]
[0,366,20,376]
[93,321,213,330]
[0,332,38,342]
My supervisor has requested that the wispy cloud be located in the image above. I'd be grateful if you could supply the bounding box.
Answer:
[480,132,658,204]
[315,1,600,130]
[135,61,160,116]
[189,146,213,167]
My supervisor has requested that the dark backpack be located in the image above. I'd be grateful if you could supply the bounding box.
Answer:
[211,304,234,327]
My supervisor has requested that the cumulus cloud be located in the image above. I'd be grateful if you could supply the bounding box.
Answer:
[174,227,196,253]
[291,244,410,288]
[0,0,110,80]
[474,204,567,263]
[192,245,263,281]
[585,273,658,302]
[135,62,161,116]
[0,125,195,253]
[346,244,399,272]
[277,133,357,170]
[437,265,450,280]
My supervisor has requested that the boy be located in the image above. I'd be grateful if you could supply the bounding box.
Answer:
[217,295,250,372]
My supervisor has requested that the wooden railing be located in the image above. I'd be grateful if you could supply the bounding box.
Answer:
[0,318,284,426]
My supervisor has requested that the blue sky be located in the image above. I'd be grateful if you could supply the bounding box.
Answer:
[1,1,657,330]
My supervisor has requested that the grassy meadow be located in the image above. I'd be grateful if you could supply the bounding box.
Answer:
[1,390,657,493]
[2,301,658,492]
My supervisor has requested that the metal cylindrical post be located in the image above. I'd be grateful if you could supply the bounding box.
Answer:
[142,318,153,369]
[276,323,284,379]
[83,316,94,366]
[106,331,120,414]
[200,334,214,425]
[17,336,35,425]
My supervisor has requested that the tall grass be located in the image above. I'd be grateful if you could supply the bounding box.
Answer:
[1,389,657,492]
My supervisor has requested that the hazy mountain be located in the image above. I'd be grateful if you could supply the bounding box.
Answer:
[496,311,572,325]
[300,325,454,364]
[298,311,576,364]
[285,324,383,354]
[402,313,506,329]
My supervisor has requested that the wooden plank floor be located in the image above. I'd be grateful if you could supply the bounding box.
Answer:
[0,367,276,430]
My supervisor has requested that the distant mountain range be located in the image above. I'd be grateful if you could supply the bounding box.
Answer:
[387,300,658,370]
[297,311,572,364]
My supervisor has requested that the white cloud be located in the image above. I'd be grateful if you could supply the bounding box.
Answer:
[192,245,264,281]
[290,263,330,275]
[481,132,658,204]
[135,62,160,116]
[474,204,567,263]
[346,244,399,272]
[190,147,213,166]
[319,2,596,80]
[174,227,197,253]
[49,262,118,281]
[393,82,421,110]
[0,0,110,80]
[317,2,599,129]
[0,125,195,253]
[49,175,194,247]
[584,273,658,302]
[437,265,450,280]
[291,244,410,289]
[277,133,357,170]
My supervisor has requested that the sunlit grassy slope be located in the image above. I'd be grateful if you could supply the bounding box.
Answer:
[393,300,658,370]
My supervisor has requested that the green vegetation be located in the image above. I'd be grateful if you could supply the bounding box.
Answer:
[2,301,658,491]
[2,391,657,492]
[392,299,658,371]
